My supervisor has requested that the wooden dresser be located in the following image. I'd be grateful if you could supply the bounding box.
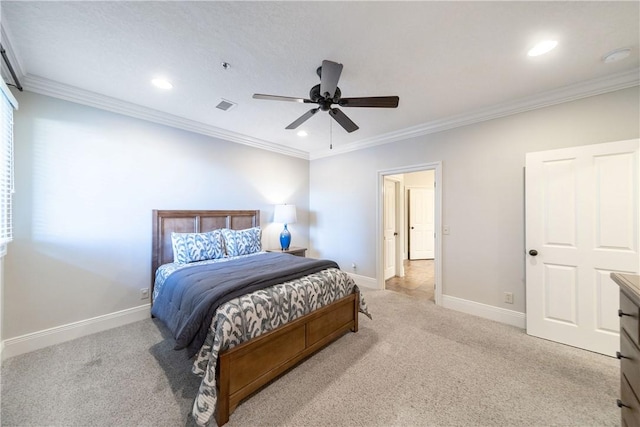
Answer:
[612,272,640,427]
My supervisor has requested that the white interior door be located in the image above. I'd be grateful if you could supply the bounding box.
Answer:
[525,139,640,356]
[409,187,435,260]
[384,178,397,280]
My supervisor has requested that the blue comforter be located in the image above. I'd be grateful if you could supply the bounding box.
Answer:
[151,252,339,357]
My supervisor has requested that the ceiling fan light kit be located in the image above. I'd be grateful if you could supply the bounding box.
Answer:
[253,59,399,133]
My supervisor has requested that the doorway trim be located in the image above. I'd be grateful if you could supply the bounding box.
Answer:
[377,162,443,305]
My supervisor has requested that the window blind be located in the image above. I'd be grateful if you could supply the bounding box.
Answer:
[0,80,17,255]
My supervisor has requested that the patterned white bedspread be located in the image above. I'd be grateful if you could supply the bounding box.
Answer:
[188,266,370,426]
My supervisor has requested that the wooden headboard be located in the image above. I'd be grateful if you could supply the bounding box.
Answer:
[151,209,260,295]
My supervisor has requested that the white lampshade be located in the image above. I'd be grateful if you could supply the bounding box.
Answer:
[273,204,297,224]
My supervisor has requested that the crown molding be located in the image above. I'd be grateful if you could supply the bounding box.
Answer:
[6,24,308,160]
[12,56,639,163]
[21,74,310,160]
[2,19,638,162]
[309,68,640,160]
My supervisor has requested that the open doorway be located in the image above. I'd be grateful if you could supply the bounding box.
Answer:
[378,163,442,305]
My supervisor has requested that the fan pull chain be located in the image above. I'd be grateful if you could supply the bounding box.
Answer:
[329,117,333,150]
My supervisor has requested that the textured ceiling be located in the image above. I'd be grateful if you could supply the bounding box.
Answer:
[1,1,639,158]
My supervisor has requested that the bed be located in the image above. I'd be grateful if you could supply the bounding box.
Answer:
[150,209,369,426]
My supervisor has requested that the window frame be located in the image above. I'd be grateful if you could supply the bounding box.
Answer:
[0,79,18,256]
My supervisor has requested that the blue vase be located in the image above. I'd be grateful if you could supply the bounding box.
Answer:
[280,224,291,250]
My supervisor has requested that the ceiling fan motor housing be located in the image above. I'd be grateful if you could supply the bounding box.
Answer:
[309,84,341,110]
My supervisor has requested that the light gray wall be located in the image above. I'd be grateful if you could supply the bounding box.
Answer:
[5,86,639,338]
[310,87,640,313]
[4,91,309,339]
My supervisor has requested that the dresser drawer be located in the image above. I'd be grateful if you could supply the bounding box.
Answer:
[621,329,640,397]
[621,291,640,346]
[621,374,640,427]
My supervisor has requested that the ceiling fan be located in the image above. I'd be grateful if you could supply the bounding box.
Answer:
[253,60,399,133]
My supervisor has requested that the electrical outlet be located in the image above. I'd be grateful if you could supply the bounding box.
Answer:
[140,288,149,300]
[504,292,514,304]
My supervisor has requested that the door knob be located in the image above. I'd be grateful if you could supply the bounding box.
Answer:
[393,232,398,236]
[529,249,538,256]
[411,227,414,229]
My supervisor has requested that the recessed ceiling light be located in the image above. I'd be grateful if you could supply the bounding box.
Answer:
[528,40,558,57]
[297,130,308,137]
[151,78,173,90]
[602,48,631,64]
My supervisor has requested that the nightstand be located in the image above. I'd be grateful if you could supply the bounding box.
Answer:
[266,247,307,257]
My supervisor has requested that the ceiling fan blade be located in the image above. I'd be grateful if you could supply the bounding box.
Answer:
[339,96,400,108]
[253,93,310,103]
[319,60,343,99]
[285,108,320,129]
[329,108,359,133]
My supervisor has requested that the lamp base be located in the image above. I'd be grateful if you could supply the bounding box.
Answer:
[279,224,291,250]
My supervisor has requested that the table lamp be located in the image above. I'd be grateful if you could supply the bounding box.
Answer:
[273,204,297,250]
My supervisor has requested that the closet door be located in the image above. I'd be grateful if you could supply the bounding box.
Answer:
[525,139,639,356]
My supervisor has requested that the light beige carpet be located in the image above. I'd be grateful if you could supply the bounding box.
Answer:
[1,289,618,426]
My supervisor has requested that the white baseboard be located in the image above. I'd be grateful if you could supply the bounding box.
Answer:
[2,304,151,360]
[348,272,378,289]
[0,294,524,360]
[442,295,525,329]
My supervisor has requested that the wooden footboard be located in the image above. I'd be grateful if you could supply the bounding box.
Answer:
[215,292,359,426]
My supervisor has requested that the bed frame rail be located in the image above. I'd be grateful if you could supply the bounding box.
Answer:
[216,292,359,426]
